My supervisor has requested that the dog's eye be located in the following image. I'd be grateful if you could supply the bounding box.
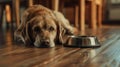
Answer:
[34,27,41,33]
[49,26,54,31]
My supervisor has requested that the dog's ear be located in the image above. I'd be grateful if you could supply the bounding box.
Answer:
[14,23,32,46]
[14,10,32,45]
[53,11,78,44]
[55,22,65,44]
[53,11,77,34]
[24,22,33,45]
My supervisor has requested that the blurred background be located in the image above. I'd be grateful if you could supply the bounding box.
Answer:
[0,0,120,30]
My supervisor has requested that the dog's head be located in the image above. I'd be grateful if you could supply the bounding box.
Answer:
[26,15,58,47]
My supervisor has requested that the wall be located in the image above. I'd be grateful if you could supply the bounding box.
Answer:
[109,8,120,20]
[106,0,120,21]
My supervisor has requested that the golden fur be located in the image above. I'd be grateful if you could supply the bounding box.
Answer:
[14,5,77,47]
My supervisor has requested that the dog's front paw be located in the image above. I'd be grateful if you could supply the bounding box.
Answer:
[14,31,25,43]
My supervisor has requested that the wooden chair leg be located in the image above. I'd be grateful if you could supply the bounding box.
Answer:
[79,0,85,31]
[90,0,97,29]
[5,4,11,23]
[13,0,20,27]
[98,5,102,28]
[0,5,3,26]
[52,0,59,11]
[75,5,79,28]
[28,0,33,7]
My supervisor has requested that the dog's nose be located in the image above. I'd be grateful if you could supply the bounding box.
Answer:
[41,40,50,47]
[43,40,50,45]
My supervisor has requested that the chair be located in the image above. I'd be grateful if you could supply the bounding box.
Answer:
[13,0,60,28]
[55,0,103,31]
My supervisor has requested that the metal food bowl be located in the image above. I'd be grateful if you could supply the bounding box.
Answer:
[64,35,101,48]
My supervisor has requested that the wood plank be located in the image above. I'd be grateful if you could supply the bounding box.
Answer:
[83,35,120,67]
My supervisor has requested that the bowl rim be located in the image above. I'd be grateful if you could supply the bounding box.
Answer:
[68,35,97,38]
[64,35,101,48]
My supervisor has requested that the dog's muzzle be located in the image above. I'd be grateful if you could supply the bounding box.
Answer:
[34,39,51,47]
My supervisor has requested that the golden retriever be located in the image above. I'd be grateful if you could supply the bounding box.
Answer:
[14,5,77,47]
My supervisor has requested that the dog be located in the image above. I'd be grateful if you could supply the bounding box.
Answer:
[14,5,78,47]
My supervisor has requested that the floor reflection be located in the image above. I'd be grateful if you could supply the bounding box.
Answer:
[0,28,15,48]
[89,50,97,58]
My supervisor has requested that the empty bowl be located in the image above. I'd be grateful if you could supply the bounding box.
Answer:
[64,35,101,48]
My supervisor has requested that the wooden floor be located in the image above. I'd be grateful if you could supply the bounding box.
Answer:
[0,25,120,67]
